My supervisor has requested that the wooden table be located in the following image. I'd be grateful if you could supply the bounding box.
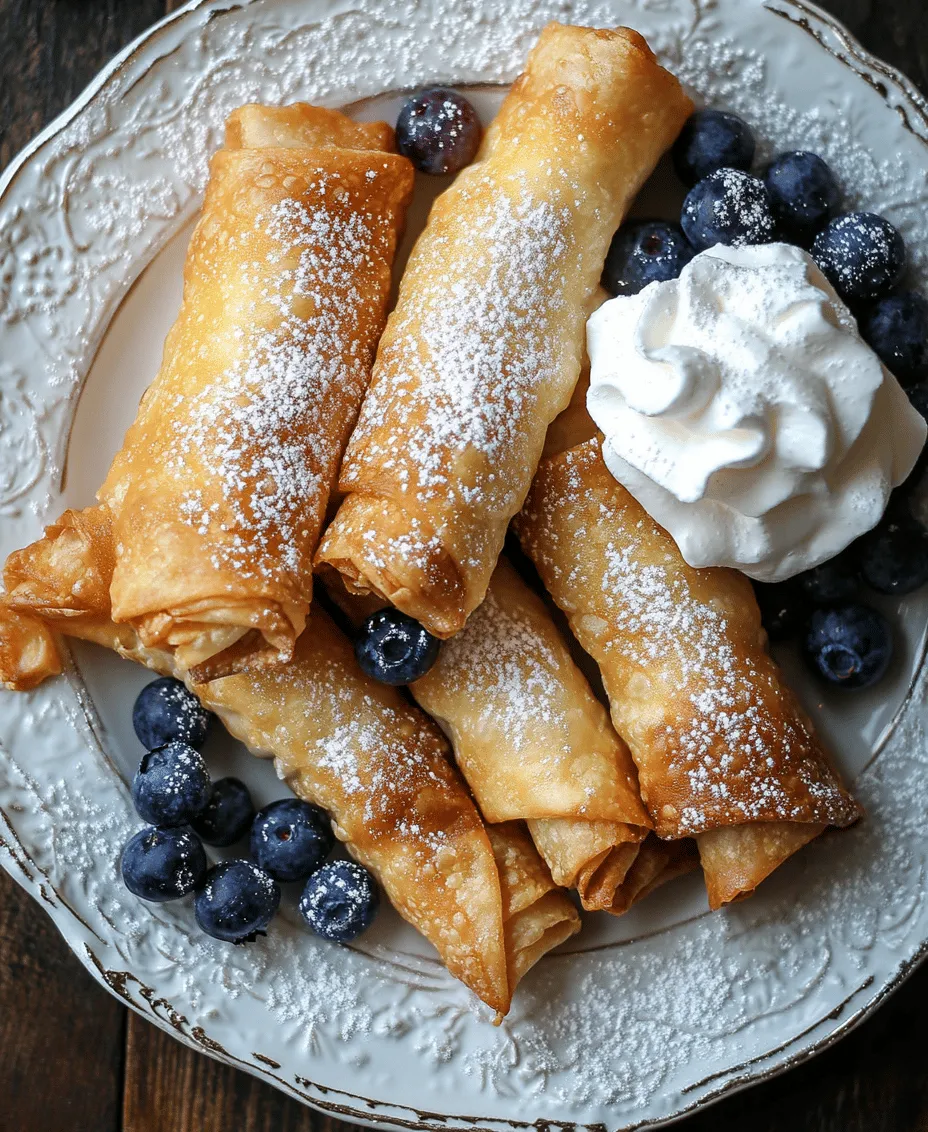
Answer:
[1,1,927,1128]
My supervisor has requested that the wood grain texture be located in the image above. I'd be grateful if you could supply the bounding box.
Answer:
[122,1012,354,1132]
[2,0,928,1130]
[0,871,125,1132]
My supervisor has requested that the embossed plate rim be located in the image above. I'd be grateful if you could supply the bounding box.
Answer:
[2,0,928,1128]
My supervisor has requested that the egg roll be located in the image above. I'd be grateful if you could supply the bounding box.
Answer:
[414,561,657,910]
[0,509,578,1012]
[316,23,693,638]
[99,103,414,679]
[488,821,580,992]
[515,438,862,908]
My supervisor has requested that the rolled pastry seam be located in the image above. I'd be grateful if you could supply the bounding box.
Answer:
[515,437,862,908]
[325,559,653,914]
[616,834,701,914]
[0,510,573,1015]
[317,23,693,638]
[99,103,414,677]
[487,821,580,1001]
[697,822,824,909]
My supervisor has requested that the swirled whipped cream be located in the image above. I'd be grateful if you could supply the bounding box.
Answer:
[586,242,927,582]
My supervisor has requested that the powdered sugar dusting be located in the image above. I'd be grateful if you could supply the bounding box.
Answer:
[6,0,928,1124]
[167,174,395,585]
[521,442,860,835]
[344,181,575,523]
[427,579,562,751]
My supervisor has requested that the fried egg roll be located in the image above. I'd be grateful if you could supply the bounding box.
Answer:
[317,23,693,638]
[516,437,861,908]
[99,103,414,678]
[326,559,653,912]
[0,508,577,1012]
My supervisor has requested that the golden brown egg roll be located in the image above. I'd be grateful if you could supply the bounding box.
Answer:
[412,561,656,912]
[316,23,693,638]
[99,103,414,679]
[0,508,577,1012]
[515,437,862,908]
[325,560,652,912]
[487,821,580,993]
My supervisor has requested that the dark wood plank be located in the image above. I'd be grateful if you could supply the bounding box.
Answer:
[122,1011,358,1132]
[2,2,928,1131]
[822,0,928,96]
[0,0,166,168]
[0,869,125,1132]
[687,961,928,1131]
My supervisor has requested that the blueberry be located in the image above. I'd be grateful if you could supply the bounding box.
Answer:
[396,88,481,175]
[857,512,928,595]
[860,292,928,386]
[811,212,906,306]
[194,859,280,943]
[753,579,806,643]
[803,604,892,689]
[131,741,211,828]
[121,825,207,903]
[354,607,440,685]
[191,777,255,847]
[133,676,211,751]
[602,221,694,296]
[681,168,776,252]
[796,554,860,605]
[250,797,334,883]
[672,109,755,187]
[300,860,379,943]
[763,151,841,241]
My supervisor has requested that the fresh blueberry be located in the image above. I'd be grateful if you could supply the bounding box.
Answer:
[803,604,892,689]
[396,88,481,175]
[763,151,841,241]
[811,212,906,306]
[300,860,379,943]
[860,292,928,386]
[681,168,776,252]
[191,777,255,847]
[354,608,440,685]
[672,109,755,187]
[796,554,860,605]
[602,221,694,296]
[250,797,334,883]
[753,579,806,643]
[194,859,280,943]
[131,741,211,828]
[857,511,928,595]
[132,676,211,751]
[121,825,207,903]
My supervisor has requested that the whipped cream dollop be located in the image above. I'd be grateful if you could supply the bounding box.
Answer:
[586,242,927,583]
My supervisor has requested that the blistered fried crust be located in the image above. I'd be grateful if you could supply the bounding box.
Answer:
[486,822,580,994]
[517,438,860,841]
[325,562,653,914]
[697,822,824,909]
[194,608,510,1013]
[0,508,522,1012]
[410,560,653,912]
[98,103,413,674]
[224,103,396,152]
[317,23,693,638]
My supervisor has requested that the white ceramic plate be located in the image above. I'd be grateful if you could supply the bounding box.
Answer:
[3,0,928,1127]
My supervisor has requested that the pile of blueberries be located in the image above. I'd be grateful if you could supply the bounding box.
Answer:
[603,108,928,692]
[120,677,379,944]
